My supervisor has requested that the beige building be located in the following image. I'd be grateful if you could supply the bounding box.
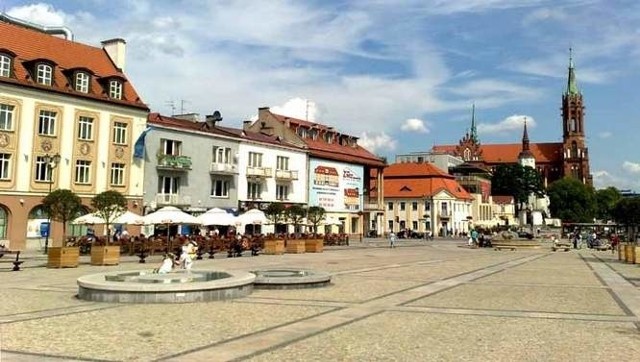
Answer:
[0,15,148,250]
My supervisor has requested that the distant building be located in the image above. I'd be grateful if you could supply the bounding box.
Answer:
[395,151,463,173]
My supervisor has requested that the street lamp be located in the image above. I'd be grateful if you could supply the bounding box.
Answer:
[43,153,61,254]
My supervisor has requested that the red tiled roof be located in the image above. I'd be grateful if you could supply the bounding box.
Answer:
[384,162,453,178]
[270,113,386,167]
[493,195,514,205]
[0,20,147,110]
[433,142,563,164]
[384,178,473,200]
[314,166,339,176]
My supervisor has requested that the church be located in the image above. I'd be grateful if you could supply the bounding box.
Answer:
[432,51,592,188]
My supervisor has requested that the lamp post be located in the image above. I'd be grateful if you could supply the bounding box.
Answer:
[43,153,61,254]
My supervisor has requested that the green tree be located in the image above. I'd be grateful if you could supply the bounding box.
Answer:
[91,190,127,242]
[286,205,306,233]
[595,187,621,222]
[306,206,326,235]
[611,197,640,242]
[42,189,83,244]
[491,164,545,215]
[264,202,285,226]
[547,177,595,222]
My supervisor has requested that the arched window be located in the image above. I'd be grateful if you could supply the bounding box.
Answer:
[28,205,49,219]
[0,54,12,77]
[463,148,471,161]
[0,206,7,239]
[571,141,578,158]
[570,118,576,132]
[36,63,53,85]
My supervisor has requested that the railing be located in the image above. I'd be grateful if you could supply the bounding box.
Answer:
[439,210,451,218]
[157,155,192,170]
[275,169,298,180]
[247,166,272,178]
[156,194,179,205]
[363,202,382,210]
[209,162,237,174]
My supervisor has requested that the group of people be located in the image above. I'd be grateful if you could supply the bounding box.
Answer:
[156,240,198,274]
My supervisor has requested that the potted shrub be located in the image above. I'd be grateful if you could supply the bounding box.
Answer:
[90,190,127,265]
[262,233,284,255]
[43,189,82,268]
[307,206,326,250]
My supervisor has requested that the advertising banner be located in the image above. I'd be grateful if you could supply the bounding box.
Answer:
[308,159,364,212]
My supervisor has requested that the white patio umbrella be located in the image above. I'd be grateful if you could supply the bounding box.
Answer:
[72,212,105,225]
[113,211,146,225]
[236,209,268,225]
[197,207,237,226]
[143,206,201,225]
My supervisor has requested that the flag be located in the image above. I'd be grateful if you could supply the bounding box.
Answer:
[133,127,151,159]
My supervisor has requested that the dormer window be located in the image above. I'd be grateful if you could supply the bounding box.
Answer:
[323,132,333,144]
[75,72,90,93]
[0,54,11,77]
[310,129,318,140]
[297,127,308,138]
[36,63,53,85]
[109,80,123,99]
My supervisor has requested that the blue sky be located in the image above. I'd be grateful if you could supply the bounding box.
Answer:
[3,0,640,190]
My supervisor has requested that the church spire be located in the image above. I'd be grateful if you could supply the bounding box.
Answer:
[470,103,478,142]
[566,47,579,95]
[522,117,530,151]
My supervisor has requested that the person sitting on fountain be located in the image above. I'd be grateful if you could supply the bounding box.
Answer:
[179,240,198,271]
[157,253,175,274]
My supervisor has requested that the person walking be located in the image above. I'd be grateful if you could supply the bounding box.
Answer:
[389,232,396,248]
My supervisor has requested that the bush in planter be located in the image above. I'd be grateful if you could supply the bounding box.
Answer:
[91,190,127,243]
[42,189,83,248]
[307,206,326,236]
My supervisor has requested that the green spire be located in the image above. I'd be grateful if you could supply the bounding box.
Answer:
[470,103,478,142]
[566,47,579,95]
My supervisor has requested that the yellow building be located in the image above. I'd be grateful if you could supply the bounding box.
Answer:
[0,15,148,250]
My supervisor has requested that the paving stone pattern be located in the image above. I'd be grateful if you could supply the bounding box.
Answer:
[1,239,639,361]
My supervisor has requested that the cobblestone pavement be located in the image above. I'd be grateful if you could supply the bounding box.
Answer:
[1,239,639,361]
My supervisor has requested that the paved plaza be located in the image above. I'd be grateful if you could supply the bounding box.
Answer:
[1,239,640,361]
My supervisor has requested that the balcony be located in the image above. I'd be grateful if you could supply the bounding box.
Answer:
[156,194,191,206]
[157,155,192,171]
[439,210,451,219]
[209,162,238,175]
[275,169,299,181]
[363,202,382,211]
[246,166,272,178]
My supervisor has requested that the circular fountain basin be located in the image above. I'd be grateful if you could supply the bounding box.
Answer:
[77,269,255,303]
[252,268,332,289]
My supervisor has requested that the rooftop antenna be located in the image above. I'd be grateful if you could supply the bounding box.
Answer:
[305,99,309,121]
[180,99,190,114]
[165,100,176,116]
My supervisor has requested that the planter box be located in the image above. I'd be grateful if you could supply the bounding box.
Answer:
[47,247,79,268]
[624,244,635,264]
[90,245,120,266]
[634,246,640,265]
[305,239,323,253]
[618,243,624,261]
[263,239,285,255]
[286,239,306,254]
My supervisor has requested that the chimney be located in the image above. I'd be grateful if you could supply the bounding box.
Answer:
[102,38,127,71]
[243,120,252,131]
[258,106,270,121]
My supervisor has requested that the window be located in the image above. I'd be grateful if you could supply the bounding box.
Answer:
[162,139,181,155]
[211,179,229,197]
[276,184,289,200]
[276,156,289,170]
[400,202,406,211]
[0,54,10,77]
[34,156,51,182]
[297,127,308,138]
[412,202,418,211]
[0,206,6,239]
[441,202,448,214]
[310,129,318,140]
[113,122,127,144]
[323,132,333,143]
[38,110,56,135]
[74,160,91,184]
[387,202,393,210]
[36,63,53,85]
[77,116,93,140]
[212,146,232,163]
[388,220,393,231]
[412,221,418,230]
[158,176,180,194]
[75,72,90,93]
[0,104,14,131]
[463,148,471,161]
[0,153,10,179]
[424,201,431,211]
[109,80,123,99]
[247,182,261,199]
[248,152,262,167]
[110,163,125,186]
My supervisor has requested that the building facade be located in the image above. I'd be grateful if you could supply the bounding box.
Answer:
[0,15,148,249]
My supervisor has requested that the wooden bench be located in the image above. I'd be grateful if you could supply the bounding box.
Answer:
[494,245,517,251]
[0,247,23,271]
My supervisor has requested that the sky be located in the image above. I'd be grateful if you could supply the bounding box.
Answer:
[2,0,640,191]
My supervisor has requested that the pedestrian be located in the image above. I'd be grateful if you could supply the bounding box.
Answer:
[389,232,396,248]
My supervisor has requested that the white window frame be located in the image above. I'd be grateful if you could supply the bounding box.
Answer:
[0,54,10,77]
[276,184,289,201]
[36,63,53,85]
[387,202,393,211]
[109,80,123,99]
[38,110,56,136]
[211,179,230,198]
[248,152,262,167]
[110,163,125,186]
[0,153,10,180]
[162,139,181,156]
[77,116,93,140]
[74,160,91,184]
[412,202,418,211]
[34,156,51,182]
[113,122,127,144]
[213,146,232,164]
[247,181,261,199]
[158,176,180,194]
[75,72,90,93]
[400,202,406,211]
[276,156,289,171]
[0,104,14,131]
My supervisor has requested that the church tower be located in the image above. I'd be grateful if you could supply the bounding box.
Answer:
[518,118,536,169]
[561,49,592,186]
[454,103,483,162]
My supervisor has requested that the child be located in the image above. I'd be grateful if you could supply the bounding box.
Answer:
[157,253,175,274]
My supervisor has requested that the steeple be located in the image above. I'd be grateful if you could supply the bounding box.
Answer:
[518,117,535,168]
[470,103,478,142]
[566,48,579,95]
[522,117,530,151]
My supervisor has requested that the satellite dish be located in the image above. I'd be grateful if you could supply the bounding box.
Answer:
[212,110,222,122]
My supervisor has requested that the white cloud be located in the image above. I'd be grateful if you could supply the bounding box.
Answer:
[6,3,67,26]
[359,132,397,154]
[598,131,612,139]
[622,161,640,174]
[446,79,543,107]
[522,7,567,25]
[592,170,638,190]
[400,118,430,133]
[270,98,321,123]
[477,115,536,135]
